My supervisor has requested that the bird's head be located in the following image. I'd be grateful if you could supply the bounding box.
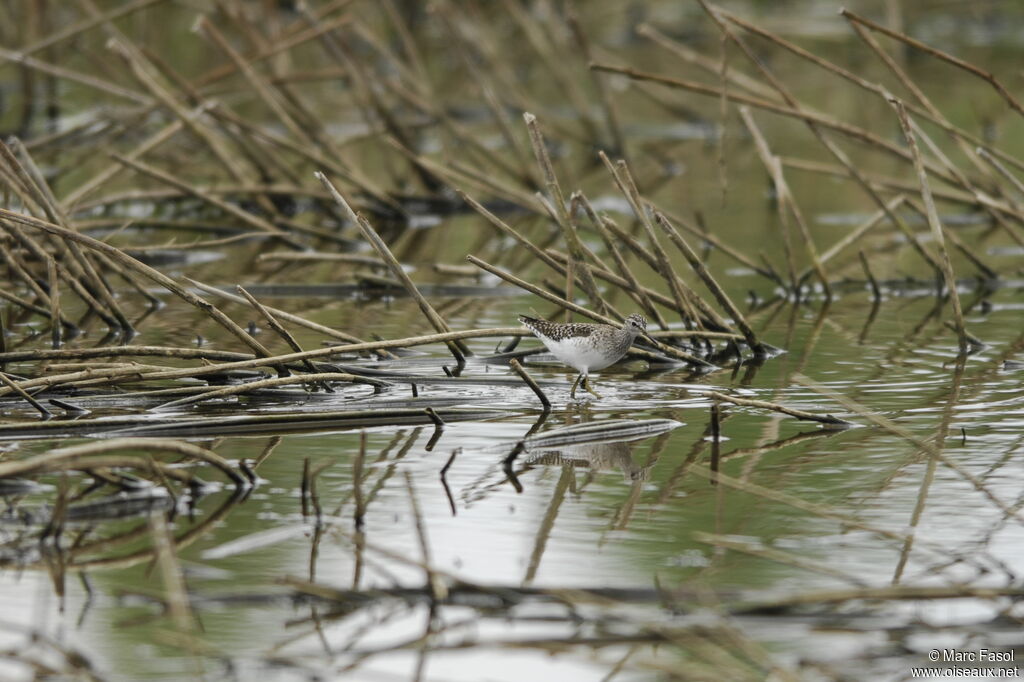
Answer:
[623,313,648,336]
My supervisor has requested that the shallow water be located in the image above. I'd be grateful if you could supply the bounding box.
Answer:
[3,281,1024,680]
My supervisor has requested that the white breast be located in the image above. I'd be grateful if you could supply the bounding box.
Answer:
[540,336,619,373]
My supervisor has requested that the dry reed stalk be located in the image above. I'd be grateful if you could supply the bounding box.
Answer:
[843,19,998,184]
[0,238,52,307]
[21,0,164,56]
[540,250,684,337]
[152,372,387,412]
[118,232,272,251]
[433,263,480,278]
[976,147,1024,201]
[796,195,906,283]
[651,212,765,355]
[380,0,429,88]
[658,208,780,284]
[599,153,702,329]
[780,156,1023,222]
[889,99,969,353]
[0,371,52,419]
[694,2,951,280]
[794,375,1023,522]
[148,511,194,632]
[14,455,193,488]
[563,197,623,319]
[942,321,985,350]
[565,3,626,158]
[841,8,1024,119]
[0,327,528,398]
[302,12,425,191]
[573,193,668,328]
[185,278,392,356]
[91,0,267,180]
[211,105,398,211]
[0,45,150,104]
[46,362,168,372]
[404,472,447,601]
[1,141,135,333]
[590,62,960,189]
[905,117,1023,247]
[738,584,1024,614]
[0,155,44,213]
[693,531,866,586]
[189,1,356,91]
[598,217,734,331]
[62,247,135,335]
[431,5,538,183]
[61,115,188,209]
[105,42,255,187]
[467,254,711,367]
[391,139,538,210]
[216,10,318,127]
[718,5,1012,190]
[508,358,550,410]
[0,345,253,364]
[714,24,730,209]
[257,252,387,267]
[523,113,604,315]
[71,180,328,205]
[376,66,531,190]
[504,1,599,143]
[21,113,112,152]
[695,390,850,427]
[110,154,302,246]
[858,251,882,302]
[738,107,830,298]
[317,172,471,362]
[902,198,997,280]
[236,285,322,379]
[637,23,779,99]
[649,329,740,341]
[92,248,164,310]
[45,256,60,349]
[457,189,563,271]
[351,430,367,533]
[0,286,72,330]
[195,17,311,145]
[0,206,293,363]
[0,438,244,487]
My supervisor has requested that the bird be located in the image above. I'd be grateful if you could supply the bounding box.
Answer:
[518,313,648,399]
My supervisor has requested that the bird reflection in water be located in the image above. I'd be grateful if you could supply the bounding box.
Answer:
[525,439,652,483]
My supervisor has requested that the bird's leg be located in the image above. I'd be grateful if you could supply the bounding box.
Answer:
[570,373,582,399]
[582,375,603,399]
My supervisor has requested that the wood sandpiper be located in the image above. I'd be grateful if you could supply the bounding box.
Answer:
[518,313,648,399]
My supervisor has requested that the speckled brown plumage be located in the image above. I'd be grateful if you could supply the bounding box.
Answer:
[517,313,648,399]
[518,315,596,341]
